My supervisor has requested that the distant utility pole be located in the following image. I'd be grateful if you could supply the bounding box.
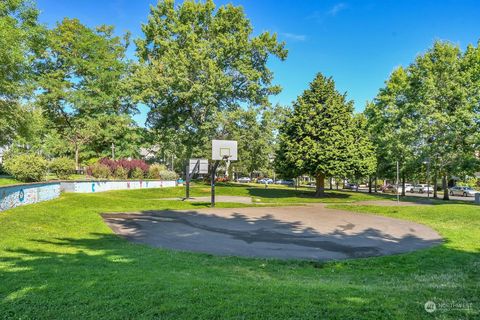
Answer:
[111,143,115,160]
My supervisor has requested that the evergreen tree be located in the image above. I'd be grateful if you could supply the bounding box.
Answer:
[276,73,356,196]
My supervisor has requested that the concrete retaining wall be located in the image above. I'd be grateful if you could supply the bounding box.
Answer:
[60,180,177,193]
[0,182,61,212]
[0,180,177,212]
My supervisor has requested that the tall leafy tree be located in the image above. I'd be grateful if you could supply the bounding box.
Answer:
[221,105,283,177]
[276,73,356,196]
[367,40,480,200]
[0,0,44,145]
[131,0,287,162]
[409,41,480,199]
[37,18,133,169]
[365,67,419,195]
[84,114,144,160]
[349,113,377,188]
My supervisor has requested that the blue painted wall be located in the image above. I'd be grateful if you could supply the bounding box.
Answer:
[0,183,61,212]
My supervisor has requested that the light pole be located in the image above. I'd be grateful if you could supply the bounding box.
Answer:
[396,161,400,203]
[423,159,431,198]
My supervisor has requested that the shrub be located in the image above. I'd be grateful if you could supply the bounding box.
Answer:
[114,166,128,179]
[99,158,118,173]
[3,153,48,182]
[49,157,76,180]
[159,169,178,181]
[88,163,111,179]
[131,167,145,179]
[148,163,167,179]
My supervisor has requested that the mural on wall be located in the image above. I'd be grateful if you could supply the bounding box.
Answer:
[0,183,61,212]
[61,180,177,193]
[1,180,176,212]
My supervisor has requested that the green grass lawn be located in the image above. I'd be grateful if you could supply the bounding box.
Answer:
[0,176,21,186]
[0,185,478,319]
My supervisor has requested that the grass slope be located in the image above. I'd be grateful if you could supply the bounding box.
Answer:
[0,177,21,187]
[0,185,478,319]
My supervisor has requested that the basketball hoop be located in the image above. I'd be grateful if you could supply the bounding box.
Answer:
[210,140,237,207]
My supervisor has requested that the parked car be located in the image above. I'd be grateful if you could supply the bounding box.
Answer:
[383,184,413,193]
[382,185,397,193]
[410,184,432,193]
[344,183,358,190]
[237,177,251,183]
[275,179,295,185]
[449,186,479,197]
[257,178,273,184]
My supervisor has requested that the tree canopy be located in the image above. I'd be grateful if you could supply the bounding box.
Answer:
[131,0,287,161]
[366,40,480,199]
[0,0,44,145]
[36,18,134,168]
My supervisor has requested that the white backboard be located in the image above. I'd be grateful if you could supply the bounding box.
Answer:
[212,140,237,161]
[189,159,209,174]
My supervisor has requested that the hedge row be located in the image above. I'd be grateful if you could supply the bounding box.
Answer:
[3,154,178,183]
[87,159,177,180]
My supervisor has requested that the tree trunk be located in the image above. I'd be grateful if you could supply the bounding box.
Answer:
[442,174,449,200]
[374,175,377,193]
[401,174,406,196]
[433,171,438,198]
[336,178,339,190]
[368,176,372,193]
[74,142,79,172]
[329,177,333,190]
[315,173,325,197]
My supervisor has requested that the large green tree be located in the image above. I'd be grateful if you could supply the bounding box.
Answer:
[365,67,419,195]
[349,113,377,188]
[37,18,134,169]
[367,40,480,200]
[276,73,358,196]
[221,105,283,178]
[409,41,480,199]
[131,0,287,162]
[0,0,44,145]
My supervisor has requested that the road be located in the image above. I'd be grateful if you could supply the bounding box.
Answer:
[354,187,476,202]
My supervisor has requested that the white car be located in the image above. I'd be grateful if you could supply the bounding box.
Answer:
[257,178,273,184]
[449,186,478,197]
[410,184,432,193]
[237,177,251,183]
[398,184,413,193]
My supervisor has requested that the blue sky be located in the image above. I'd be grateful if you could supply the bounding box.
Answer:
[36,0,480,126]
